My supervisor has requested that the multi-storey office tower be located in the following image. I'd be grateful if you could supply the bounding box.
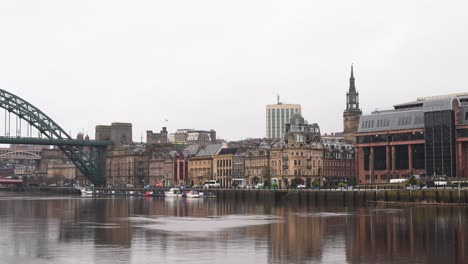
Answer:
[266,98,301,139]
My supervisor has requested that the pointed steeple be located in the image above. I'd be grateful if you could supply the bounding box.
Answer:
[349,64,356,92]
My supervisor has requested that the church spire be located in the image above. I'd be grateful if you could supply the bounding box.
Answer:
[349,64,356,92]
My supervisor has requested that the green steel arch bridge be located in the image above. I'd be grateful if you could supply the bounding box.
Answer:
[0,89,111,186]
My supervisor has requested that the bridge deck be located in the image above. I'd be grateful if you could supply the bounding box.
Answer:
[0,137,111,147]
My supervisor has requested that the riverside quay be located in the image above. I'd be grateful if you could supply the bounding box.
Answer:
[355,93,468,185]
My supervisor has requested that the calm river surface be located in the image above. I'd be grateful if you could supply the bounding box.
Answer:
[0,192,467,264]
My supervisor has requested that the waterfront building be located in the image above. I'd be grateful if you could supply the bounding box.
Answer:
[343,65,362,143]
[269,143,284,180]
[355,92,468,184]
[213,148,238,188]
[105,144,150,187]
[38,148,91,185]
[147,142,186,187]
[39,148,64,167]
[163,152,176,186]
[232,150,246,178]
[148,155,165,186]
[282,113,324,187]
[266,97,301,139]
[322,134,355,187]
[173,145,201,186]
[188,143,224,186]
[245,144,270,186]
[46,162,82,185]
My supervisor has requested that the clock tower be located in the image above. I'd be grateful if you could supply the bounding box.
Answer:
[343,65,362,143]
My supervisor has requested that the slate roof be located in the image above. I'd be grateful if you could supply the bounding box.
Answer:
[358,109,424,133]
[196,143,223,157]
[359,97,463,133]
[183,144,201,156]
[218,148,238,155]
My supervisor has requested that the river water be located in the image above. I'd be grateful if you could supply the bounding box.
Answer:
[0,192,466,264]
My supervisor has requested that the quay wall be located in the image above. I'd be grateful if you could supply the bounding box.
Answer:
[211,189,468,205]
[2,187,468,205]
[1,186,81,195]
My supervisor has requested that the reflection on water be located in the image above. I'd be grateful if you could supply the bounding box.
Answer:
[0,192,467,264]
[129,215,283,233]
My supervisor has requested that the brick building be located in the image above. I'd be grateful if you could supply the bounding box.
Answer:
[355,93,468,184]
[322,135,355,187]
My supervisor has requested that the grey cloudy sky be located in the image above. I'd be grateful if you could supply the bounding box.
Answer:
[0,0,467,141]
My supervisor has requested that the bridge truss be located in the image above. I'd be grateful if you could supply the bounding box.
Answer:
[0,89,110,185]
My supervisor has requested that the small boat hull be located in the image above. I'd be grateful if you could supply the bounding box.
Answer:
[165,188,182,197]
[186,190,200,198]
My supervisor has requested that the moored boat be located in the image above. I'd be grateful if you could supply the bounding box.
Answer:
[81,187,93,196]
[186,190,200,198]
[165,187,182,197]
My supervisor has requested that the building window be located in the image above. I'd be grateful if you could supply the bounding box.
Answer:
[281,109,285,136]
[276,109,280,138]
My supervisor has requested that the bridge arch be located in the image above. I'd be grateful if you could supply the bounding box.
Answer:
[0,150,42,160]
[0,89,106,185]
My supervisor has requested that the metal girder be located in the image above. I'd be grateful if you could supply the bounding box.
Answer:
[0,89,107,185]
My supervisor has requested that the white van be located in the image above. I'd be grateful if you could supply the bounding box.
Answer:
[203,180,220,189]
[232,178,247,188]
[389,178,406,184]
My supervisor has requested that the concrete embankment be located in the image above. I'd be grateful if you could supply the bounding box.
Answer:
[1,186,81,195]
[212,189,468,206]
[2,187,468,205]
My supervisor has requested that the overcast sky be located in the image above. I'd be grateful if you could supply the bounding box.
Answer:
[0,0,467,141]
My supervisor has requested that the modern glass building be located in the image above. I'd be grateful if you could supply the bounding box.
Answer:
[266,102,301,139]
